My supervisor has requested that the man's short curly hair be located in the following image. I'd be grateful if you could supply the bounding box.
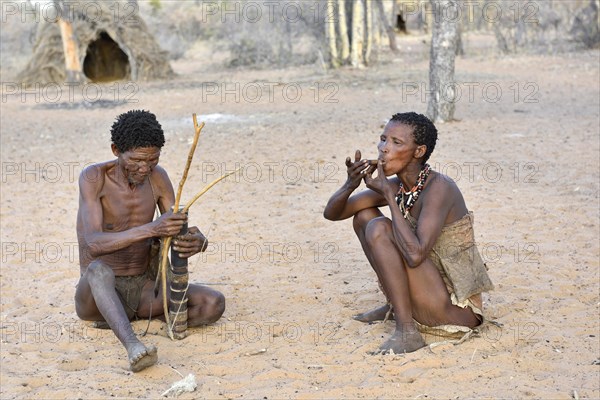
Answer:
[390,112,438,164]
[111,110,165,153]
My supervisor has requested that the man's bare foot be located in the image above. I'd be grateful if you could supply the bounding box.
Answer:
[376,330,425,355]
[92,321,111,329]
[353,305,394,323]
[127,342,158,372]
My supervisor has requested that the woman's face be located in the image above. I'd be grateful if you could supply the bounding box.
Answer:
[377,122,424,176]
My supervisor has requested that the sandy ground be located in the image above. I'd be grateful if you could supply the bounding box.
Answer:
[1,35,599,399]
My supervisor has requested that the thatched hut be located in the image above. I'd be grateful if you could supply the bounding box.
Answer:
[18,0,173,85]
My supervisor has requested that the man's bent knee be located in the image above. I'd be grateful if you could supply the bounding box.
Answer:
[199,292,225,325]
[204,292,226,324]
[74,277,100,321]
[75,301,100,321]
[86,260,115,282]
[75,260,114,320]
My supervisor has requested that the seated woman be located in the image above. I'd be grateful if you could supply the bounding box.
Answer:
[324,112,493,354]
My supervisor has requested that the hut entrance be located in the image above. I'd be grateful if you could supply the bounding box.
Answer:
[83,32,130,82]
[396,14,407,34]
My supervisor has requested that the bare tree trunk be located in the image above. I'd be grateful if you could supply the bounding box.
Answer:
[488,0,511,53]
[351,0,364,67]
[419,2,432,34]
[326,0,339,67]
[375,0,399,52]
[337,0,350,63]
[364,0,373,64]
[391,0,398,27]
[427,0,458,123]
[285,20,293,62]
[456,15,465,55]
[326,0,385,68]
[373,6,382,51]
[493,24,510,54]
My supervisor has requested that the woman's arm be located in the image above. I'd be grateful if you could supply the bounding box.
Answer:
[324,150,385,221]
[366,165,457,268]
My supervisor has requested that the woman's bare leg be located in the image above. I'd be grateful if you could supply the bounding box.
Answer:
[362,217,479,353]
[352,208,394,322]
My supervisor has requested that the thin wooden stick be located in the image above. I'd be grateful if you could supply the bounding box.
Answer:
[155,115,203,298]
[157,114,204,339]
[182,169,240,213]
[158,236,174,339]
[174,115,204,210]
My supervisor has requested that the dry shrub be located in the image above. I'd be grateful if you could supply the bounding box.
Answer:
[398,0,599,54]
[569,0,600,48]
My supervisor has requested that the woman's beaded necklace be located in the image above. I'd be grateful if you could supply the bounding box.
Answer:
[396,163,431,218]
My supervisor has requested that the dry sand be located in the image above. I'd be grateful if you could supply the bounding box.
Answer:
[1,36,599,399]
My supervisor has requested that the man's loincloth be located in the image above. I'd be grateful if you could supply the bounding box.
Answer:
[114,272,150,320]
[406,212,494,339]
[114,238,161,320]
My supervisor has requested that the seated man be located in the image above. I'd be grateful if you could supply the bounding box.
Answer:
[324,112,493,354]
[75,110,225,372]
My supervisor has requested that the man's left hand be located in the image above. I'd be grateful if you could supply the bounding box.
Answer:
[172,226,208,258]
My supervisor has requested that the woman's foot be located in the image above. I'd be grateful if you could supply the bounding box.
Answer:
[353,304,394,323]
[376,328,425,355]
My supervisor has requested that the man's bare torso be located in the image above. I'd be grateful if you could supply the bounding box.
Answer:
[77,160,159,276]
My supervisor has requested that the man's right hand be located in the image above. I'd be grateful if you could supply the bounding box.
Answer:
[345,150,375,190]
[152,210,188,237]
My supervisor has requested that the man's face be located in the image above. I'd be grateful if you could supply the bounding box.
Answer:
[377,122,424,176]
[115,146,161,186]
